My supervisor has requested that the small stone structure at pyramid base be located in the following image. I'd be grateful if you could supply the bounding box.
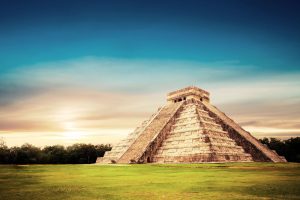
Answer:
[96,86,286,164]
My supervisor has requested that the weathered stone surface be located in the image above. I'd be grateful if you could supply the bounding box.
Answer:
[201,101,286,162]
[96,110,161,163]
[97,86,286,164]
[117,102,183,163]
[153,101,252,163]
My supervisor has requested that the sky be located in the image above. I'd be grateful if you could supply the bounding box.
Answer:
[0,0,300,147]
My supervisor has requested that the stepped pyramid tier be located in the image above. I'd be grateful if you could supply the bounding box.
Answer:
[96,86,286,164]
[96,111,160,163]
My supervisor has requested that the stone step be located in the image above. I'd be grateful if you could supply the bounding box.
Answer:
[157,150,212,156]
[158,144,211,151]
[172,120,200,126]
[175,117,199,124]
[181,106,195,114]
[201,122,222,130]
[165,130,205,138]
[199,116,215,123]
[154,151,252,158]
[172,126,203,133]
[180,106,197,114]
[176,112,209,120]
[152,153,253,163]
[163,135,206,143]
[201,120,222,127]
[158,142,246,152]
[210,144,244,149]
[203,128,227,134]
[172,125,202,132]
[173,119,200,126]
[208,138,235,144]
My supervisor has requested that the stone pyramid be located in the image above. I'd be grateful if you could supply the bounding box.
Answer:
[97,86,286,164]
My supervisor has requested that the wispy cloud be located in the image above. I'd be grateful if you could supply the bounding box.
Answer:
[0,57,299,146]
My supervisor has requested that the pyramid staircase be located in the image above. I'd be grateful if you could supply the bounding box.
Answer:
[153,102,252,163]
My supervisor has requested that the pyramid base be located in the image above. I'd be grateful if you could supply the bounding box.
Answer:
[153,153,253,163]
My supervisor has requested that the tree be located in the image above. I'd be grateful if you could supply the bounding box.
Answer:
[260,137,285,156]
[0,137,6,147]
[260,137,300,162]
[0,142,112,164]
[95,144,112,157]
[43,145,67,164]
[8,144,42,164]
[284,137,300,162]
[0,137,9,164]
[66,144,98,164]
[268,138,286,156]
[260,137,269,146]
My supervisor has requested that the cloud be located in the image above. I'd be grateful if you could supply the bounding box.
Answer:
[0,57,300,146]
[0,119,62,132]
[0,81,47,106]
[219,97,300,128]
[0,57,257,94]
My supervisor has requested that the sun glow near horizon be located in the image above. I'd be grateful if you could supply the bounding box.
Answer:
[62,122,84,140]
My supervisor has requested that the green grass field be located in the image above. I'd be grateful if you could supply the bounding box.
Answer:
[0,163,299,200]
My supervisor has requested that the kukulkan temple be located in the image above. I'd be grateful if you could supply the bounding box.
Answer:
[97,86,286,164]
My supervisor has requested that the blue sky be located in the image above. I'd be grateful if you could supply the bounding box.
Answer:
[0,0,300,146]
[1,0,300,70]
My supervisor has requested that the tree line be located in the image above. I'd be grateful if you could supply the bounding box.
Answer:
[0,141,111,164]
[259,137,300,162]
[0,137,299,164]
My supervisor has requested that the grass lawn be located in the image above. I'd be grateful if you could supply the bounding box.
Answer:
[0,163,299,200]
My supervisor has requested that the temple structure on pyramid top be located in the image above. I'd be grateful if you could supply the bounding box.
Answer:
[97,86,286,164]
